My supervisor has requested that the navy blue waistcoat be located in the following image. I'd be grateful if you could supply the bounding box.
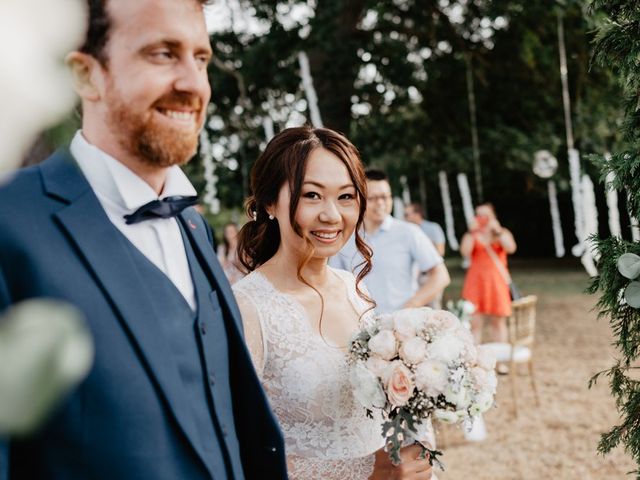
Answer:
[119,220,244,479]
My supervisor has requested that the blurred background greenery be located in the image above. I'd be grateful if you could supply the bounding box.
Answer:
[29,0,629,255]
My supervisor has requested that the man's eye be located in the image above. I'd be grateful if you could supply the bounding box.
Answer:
[150,50,173,61]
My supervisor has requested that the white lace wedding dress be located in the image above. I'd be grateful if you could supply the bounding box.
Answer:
[233,268,384,480]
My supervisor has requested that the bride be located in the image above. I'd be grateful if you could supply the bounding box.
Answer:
[232,126,432,480]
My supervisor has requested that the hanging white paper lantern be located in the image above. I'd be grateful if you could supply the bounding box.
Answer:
[533,150,559,179]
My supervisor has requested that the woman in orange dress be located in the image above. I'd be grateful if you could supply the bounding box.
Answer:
[460,203,517,344]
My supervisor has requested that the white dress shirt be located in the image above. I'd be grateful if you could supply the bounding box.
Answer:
[70,131,197,310]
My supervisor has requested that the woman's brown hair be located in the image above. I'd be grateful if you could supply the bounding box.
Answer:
[237,125,373,303]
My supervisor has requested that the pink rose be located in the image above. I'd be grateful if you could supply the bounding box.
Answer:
[385,362,414,407]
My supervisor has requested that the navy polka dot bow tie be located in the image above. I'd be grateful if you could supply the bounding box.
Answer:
[124,195,199,225]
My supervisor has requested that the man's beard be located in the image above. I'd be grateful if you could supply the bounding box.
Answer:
[106,90,203,168]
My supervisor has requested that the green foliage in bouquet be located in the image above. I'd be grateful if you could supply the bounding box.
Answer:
[588,0,640,474]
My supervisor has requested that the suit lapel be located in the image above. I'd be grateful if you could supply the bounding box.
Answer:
[179,208,244,335]
[42,152,213,474]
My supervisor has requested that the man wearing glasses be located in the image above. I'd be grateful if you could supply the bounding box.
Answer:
[330,168,450,314]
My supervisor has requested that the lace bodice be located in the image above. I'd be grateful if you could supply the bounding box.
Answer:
[233,268,384,480]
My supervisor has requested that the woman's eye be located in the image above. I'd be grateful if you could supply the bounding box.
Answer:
[303,192,321,199]
[339,193,355,200]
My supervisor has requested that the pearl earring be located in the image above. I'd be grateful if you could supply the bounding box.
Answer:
[268,214,274,220]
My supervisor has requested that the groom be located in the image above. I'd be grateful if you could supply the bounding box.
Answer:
[0,0,286,479]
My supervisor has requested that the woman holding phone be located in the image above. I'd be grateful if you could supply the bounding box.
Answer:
[460,203,517,347]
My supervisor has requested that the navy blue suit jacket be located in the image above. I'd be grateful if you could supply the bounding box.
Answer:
[0,151,287,479]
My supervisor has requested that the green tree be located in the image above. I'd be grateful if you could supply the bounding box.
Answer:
[588,1,640,475]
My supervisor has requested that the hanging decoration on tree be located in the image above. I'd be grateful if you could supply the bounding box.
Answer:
[580,174,599,275]
[199,130,220,215]
[438,171,459,251]
[568,148,586,256]
[298,51,323,128]
[533,149,564,257]
[263,116,275,142]
[456,173,475,228]
[630,199,640,242]
[604,153,622,238]
[557,13,596,275]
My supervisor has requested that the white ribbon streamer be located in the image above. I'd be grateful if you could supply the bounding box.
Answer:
[548,180,565,257]
[580,174,598,277]
[457,173,475,228]
[199,130,220,215]
[604,153,622,238]
[438,171,459,251]
[568,148,585,256]
[297,51,323,128]
[263,117,274,142]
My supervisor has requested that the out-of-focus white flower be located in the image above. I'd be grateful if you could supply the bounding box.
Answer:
[366,355,390,378]
[350,362,387,410]
[476,345,497,371]
[462,300,476,315]
[427,333,465,364]
[415,359,448,396]
[368,330,397,360]
[399,337,427,365]
[0,0,86,172]
[0,299,94,434]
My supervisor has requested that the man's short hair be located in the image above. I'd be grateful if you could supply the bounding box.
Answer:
[407,202,425,218]
[364,168,388,182]
[80,0,211,64]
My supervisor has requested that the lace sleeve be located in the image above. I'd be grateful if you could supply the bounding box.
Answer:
[233,288,266,375]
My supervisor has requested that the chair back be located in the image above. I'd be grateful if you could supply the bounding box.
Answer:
[507,295,537,348]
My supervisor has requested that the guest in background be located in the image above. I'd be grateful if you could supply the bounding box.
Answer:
[217,222,244,284]
[404,202,446,256]
[460,203,517,345]
[404,202,446,308]
[331,169,450,314]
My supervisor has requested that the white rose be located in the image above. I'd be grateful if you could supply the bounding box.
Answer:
[414,359,448,396]
[428,310,459,331]
[366,355,390,378]
[393,311,423,341]
[377,314,394,331]
[462,343,478,364]
[399,337,427,365]
[476,345,497,371]
[427,334,465,364]
[368,330,397,360]
[434,409,459,424]
[350,363,387,409]
[469,391,494,415]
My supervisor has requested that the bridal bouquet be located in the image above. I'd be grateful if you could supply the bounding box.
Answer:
[348,307,497,468]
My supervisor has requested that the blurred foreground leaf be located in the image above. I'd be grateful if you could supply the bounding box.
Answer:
[0,299,93,435]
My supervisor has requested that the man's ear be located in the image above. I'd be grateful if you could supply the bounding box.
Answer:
[66,51,102,101]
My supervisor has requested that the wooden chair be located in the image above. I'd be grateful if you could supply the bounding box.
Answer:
[482,295,540,417]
